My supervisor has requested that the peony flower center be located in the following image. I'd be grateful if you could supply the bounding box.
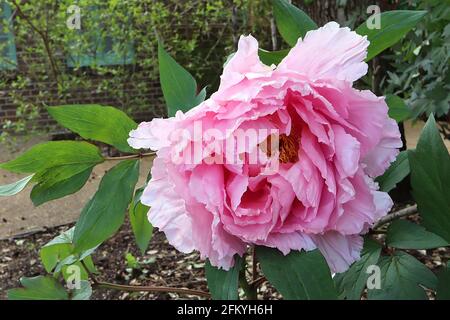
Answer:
[279,134,299,163]
[262,133,299,164]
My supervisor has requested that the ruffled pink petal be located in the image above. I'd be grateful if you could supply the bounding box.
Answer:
[311,232,363,273]
[277,21,369,82]
[255,232,316,255]
[217,34,273,92]
[142,158,195,253]
[128,118,177,150]
[363,118,402,177]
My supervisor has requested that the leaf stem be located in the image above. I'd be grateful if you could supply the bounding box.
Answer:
[94,281,211,298]
[80,260,210,298]
[104,151,155,161]
[373,204,418,229]
[252,246,258,282]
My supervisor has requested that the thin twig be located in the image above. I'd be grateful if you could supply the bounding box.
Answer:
[11,0,60,83]
[373,204,418,229]
[103,151,155,161]
[94,281,211,298]
[80,260,210,298]
[252,246,258,282]
[249,276,266,288]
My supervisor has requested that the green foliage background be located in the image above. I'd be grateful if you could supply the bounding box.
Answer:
[0,0,275,141]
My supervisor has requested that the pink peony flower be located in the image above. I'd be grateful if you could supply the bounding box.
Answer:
[128,22,402,273]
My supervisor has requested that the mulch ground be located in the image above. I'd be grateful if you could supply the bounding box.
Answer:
[0,221,280,300]
[0,212,448,300]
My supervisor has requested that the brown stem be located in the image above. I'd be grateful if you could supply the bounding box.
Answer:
[94,281,210,298]
[252,246,258,282]
[11,0,60,83]
[104,151,155,161]
[249,276,266,288]
[373,204,418,229]
[80,260,210,298]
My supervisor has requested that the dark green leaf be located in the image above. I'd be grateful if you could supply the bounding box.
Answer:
[437,263,450,300]
[367,251,437,300]
[376,151,410,192]
[129,187,153,255]
[386,95,411,122]
[40,227,97,280]
[356,10,427,61]
[158,41,205,116]
[0,141,103,174]
[409,115,450,242]
[387,220,448,249]
[0,175,33,196]
[31,166,93,206]
[257,247,337,300]
[8,276,68,300]
[205,255,243,300]
[70,280,92,300]
[73,160,140,252]
[47,105,138,153]
[258,48,289,66]
[272,0,317,46]
[334,238,382,300]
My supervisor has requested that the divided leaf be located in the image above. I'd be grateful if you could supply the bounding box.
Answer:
[334,238,382,300]
[31,165,93,206]
[158,41,205,116]
[8,276,68,300]
[0,141,103,174]
[257,247,337,300]
[376,150,410,193]
[0,175,33,196]
[436,263,450,300]
[356,10,427,61]
[48,104,138,153]
[386,94,411,123]
[272,0,317,46]
[367,251,437,300]
[409,115,450,242]
[73,160,140,252]
[129,187,153,255]
[258,48,289,66]
[386,220,448,249]
[205,256,243,300]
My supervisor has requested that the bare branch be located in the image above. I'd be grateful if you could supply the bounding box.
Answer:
[373,204,418,229]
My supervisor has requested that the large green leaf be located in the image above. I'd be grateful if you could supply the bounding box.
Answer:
[71,280,92,300]
[437,263,450,300]
[356,10,427,61]
[129,187,153,255]
[367,251,437,300]
[256,247,337,300]
[73,159,140,252]
[47,105,138,153]
[258,48,289,66]
[8,276,68,300]
[30,165,93,206]
[40,227,97,281]
[0,141,103,174]
[40,232,74,273]
[385,95,411,123]
[0,175,33,196]
[272,0,317,46]
[205,256,243,300]
[376,150,410,192]
[334,238,382,300]
[158,41,205,116]
[386,220,448,249]
[409,115,450,242]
